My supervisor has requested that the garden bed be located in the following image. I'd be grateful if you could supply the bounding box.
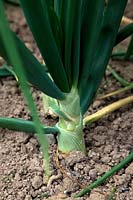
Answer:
[0,2,133,200]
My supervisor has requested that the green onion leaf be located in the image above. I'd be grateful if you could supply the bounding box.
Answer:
[0,31,65,100]
[80,0,128,114]
[19,0,69,92]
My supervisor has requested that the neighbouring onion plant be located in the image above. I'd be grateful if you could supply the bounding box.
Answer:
[0,1,132,155]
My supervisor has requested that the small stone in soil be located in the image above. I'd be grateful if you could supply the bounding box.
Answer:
[63,177,78,193]
[89,169,98,180]
[32,175,43,189]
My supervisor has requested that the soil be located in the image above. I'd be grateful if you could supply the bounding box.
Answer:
[0,2,133,200]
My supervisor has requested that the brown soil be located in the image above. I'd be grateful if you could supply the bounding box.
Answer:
[0,2,133,200]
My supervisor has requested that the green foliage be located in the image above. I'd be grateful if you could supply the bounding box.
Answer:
[0,0,129,152]
[0,0,128,114]
[1,1,133,195]
[0,0,129,150]
[0,31,65,99]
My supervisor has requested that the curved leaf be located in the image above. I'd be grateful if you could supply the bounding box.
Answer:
[0,31,65,100]
[0,117,57,134]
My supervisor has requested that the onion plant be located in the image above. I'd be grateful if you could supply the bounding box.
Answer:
[0,0,129,154]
